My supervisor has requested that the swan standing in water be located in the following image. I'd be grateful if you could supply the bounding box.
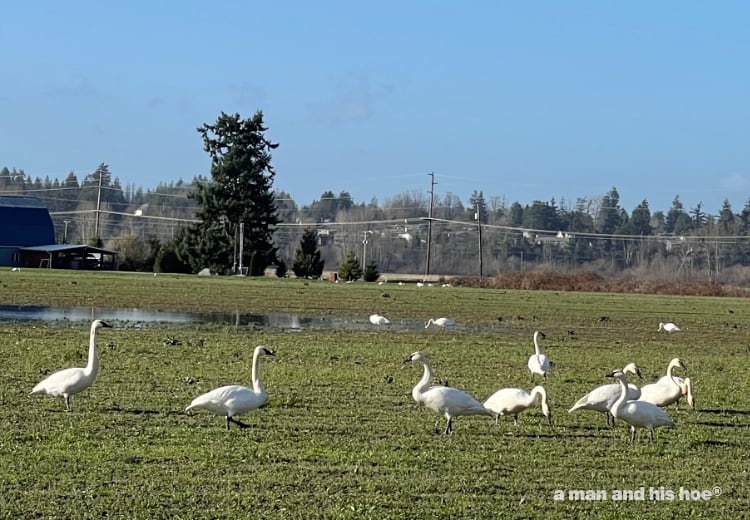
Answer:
[30,319,112,411]
[658,322,681,333]
[639,358,693,409]
[483,386,552,426]
[527,331,550,382]
[186,346,275,430]
[405,351,492,434]
[606,369,674,442]
[425,318,455,330]
[369,314,390,326]
[568,362,643,426]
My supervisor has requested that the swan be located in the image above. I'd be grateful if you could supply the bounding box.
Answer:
[30,319,112,410]
[568,362,642,426]
[527,331,550,382]
[405,351,492,434]
[369,313,390,326]
[606,369,674,442]
[425,318,455,330]
[483,386,552,426]
[186,346,275,430]
[639,358,690,408]
[658,322,681,333]
[672,375,696,411]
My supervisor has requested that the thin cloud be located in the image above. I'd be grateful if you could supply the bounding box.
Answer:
[719,172,749,192]
[307,73,394,128]
[42,75,99,98]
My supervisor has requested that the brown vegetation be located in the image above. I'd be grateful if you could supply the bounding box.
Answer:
[450,271,750,297]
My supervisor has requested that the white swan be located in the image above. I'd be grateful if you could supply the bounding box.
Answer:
[568,362,642,426]
[405,351,492,434]
[483,386,552,426]
[606,369,674,442]
[186,346,275,430]
[639,358,690,408]
[527,331,550,382]
[425,317,455,330]
[658,322,681,333]
[369,314,390,326]
[30,319,112,410]
[672,375,696,411]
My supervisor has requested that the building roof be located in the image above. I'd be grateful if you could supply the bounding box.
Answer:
[21,244,118,255]
[0,195,56,246]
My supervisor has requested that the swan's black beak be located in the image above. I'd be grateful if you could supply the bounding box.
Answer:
[101,321,113,328]
[605,371,617,378]
[403,356,412,364]
[635,368,643,379]
[262,348,276,356]
[539,331,547,339]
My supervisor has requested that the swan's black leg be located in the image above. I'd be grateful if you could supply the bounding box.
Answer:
[229,416,251,429]
[649,428,654,442]
[64,395,71,411]
[630,426,636,442]
[513,416,519,427]
[443,418,452,435]
[225,416,231,430]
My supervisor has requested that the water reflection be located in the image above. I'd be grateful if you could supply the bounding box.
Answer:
[0,304,451,332]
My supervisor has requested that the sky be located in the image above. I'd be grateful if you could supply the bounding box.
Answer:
[2,1,749,217]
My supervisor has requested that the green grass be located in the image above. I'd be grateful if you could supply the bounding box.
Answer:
[0,270,748,518]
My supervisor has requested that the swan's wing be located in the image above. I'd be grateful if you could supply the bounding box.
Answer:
[31,367,87,396]
[424,387,490,416]
[186,385,265,415]
[620,400,674,427]
[484,388,527,414]
[569,384,617,412]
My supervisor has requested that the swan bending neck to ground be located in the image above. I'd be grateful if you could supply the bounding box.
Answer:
[369,314,390,326]
[527,331,550,382]
[425,318,455,330]
[658,322,681,333]
[186,346,275,430]
[30,319,112,411]
[484,386,552,426]
[638,358,689,409]
[405,351,491,434]
[606,370,674,442]
[568,362,642,427]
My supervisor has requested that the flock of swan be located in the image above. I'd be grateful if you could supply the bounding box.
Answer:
[29,319,692,440]
[405,325,694,442]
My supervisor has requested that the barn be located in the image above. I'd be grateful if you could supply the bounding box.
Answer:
[0,195,118,269]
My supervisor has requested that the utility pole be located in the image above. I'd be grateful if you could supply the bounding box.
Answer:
[362,230,371,270]
[424,172,436,282]
[476,202,483,279]
[94,165,104,239]
[238,222,245,275]
[63,220,71,244]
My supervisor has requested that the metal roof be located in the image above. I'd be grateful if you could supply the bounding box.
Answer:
[21,244,118,255]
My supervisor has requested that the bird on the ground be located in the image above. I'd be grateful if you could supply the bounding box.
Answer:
[30,319,112,411]
[568,362,642,426]
[483,385,552,426]
[425,317,456,330]
[658,322,681,333]
[405,351,491,434]
[369,314,390,326]
[606,369,674,442]
[186,346,275,430]
[527,331,550,382]
[638,358,693,409]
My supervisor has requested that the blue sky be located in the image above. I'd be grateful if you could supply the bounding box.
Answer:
[2,1,749,216]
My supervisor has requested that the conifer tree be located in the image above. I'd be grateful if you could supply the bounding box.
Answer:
[292,229,324,278]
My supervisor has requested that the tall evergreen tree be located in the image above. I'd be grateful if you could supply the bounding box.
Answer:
[630,199,653,235]
[292,228,324,278]
[468,190,488,224]
[177,111,280,274]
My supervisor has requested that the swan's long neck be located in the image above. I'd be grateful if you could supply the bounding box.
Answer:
[412,360,432,402]
[533,334,542,356]
[251,349,265,395]
[611,376,629,418]
[666,361,681,388]
[531,386,551,416]
[84,326,99,377]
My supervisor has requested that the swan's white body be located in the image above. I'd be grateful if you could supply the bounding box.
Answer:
[30,319,112,410]
[527,331,550,382]
[425,318,455,330]
[406,351,491,434]
[483,386,551,426]
[186,346,275,429]
[369,314,390,326]
[607,369,674,442]
[639,358,693,409]
[658,322,681,333]
[568,362,642,426]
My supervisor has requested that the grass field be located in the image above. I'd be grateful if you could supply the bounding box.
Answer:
[1,270,748,518]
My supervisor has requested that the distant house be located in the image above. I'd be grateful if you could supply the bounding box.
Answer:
[0,195,118,269]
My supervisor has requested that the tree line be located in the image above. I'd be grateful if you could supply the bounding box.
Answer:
[3,111,750,281]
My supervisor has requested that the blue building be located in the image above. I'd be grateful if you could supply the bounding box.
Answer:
[0,195,117,269]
